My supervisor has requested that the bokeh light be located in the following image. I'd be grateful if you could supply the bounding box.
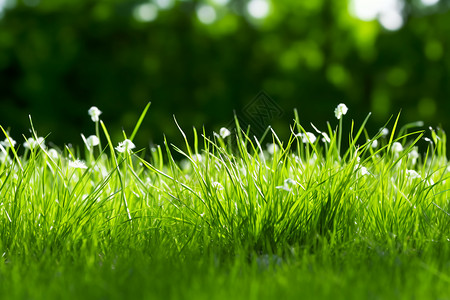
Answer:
[197,5,217,25]
[133,3,159,22]
[212,0,230,5]
[247,0,270,19]
[349,0,405,31]
[421,0,439,6]
[155,0,174,10]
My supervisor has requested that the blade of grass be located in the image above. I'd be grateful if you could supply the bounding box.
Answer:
[130,102,151,142]
[0,125,23,171]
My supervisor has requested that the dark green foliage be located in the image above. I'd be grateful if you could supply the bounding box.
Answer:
[1,1,450,149]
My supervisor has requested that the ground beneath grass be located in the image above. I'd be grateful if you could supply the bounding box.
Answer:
[1,243,448,300]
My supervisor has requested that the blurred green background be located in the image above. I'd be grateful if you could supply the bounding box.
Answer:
[0,0,449,150]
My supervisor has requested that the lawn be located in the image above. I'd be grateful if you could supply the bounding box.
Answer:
[0,103,448,300]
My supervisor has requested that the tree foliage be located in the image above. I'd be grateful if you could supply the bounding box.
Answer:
[0,0,449,148]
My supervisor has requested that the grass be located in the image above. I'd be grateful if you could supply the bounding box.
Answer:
[0,103,449,300]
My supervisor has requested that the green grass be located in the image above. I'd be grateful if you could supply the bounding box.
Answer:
[0,104,449,300]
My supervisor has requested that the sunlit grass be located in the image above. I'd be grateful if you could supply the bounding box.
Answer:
[0,103,448,300]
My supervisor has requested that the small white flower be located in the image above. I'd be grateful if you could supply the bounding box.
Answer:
[88,106,102,122]
[48,149,59,160]
[69,160,88,169]
[381,128,389,138]
[408,148,419,165]
[267,143,279,155]
[309,153,318,165]
[370,139,378,148]
[0,151,8,163]
[291,154,303,165]
[354,158,370,176]
[321,132,331,143]
[115,139,136,153]
[355,164,369,176]
[334,103,348,120]
[81,134,100,151]
[360,166,369,176]
[0,137,16,148]
[219,127,231,139]
[276,178,299,192]
[23,138,33,149]
[406,169,421,179]
[86,135,100,147]
[424,137,433,144]
[391,142,403,153]
[212,181,224,190]
[297,132,316,144]
[24,137,45,150]
[310,124,330,144]
[192,153,203,162]
[180,158,191,170]
[284,178,298,186]
[276,185,292,192]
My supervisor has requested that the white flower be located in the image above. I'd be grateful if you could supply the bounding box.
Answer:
[355,164,369,176]
[115,139,136,153]
[180,159,191,170]
[284,178,298,186]
[310,123,329,143]
[321,132,331,143]
[360,166,370,176]
[297,132,316,144]
[406,169,421,179]
[309,153,318,165]
[381,128,389,138]
[391,142,403,153]
[0,151,8,163]
[69,160,88,169]
[334,103,348,120]
[408,148,419,165]
[0,137,16,148]
[86,135,100,147]
[276,178,299,192]
[354,156,370,176]
[81,134,100,151]
[88,106,102,122]
[192,153,203,162]
[24,137,45,150]
[212,181,224,190]
[276,184,292,192]
[48,149,59,160]
[219,127,231,139]
[291,154,303,165]
[267,143,279,155]
[370,139,378,148]
[23,138,33,149]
